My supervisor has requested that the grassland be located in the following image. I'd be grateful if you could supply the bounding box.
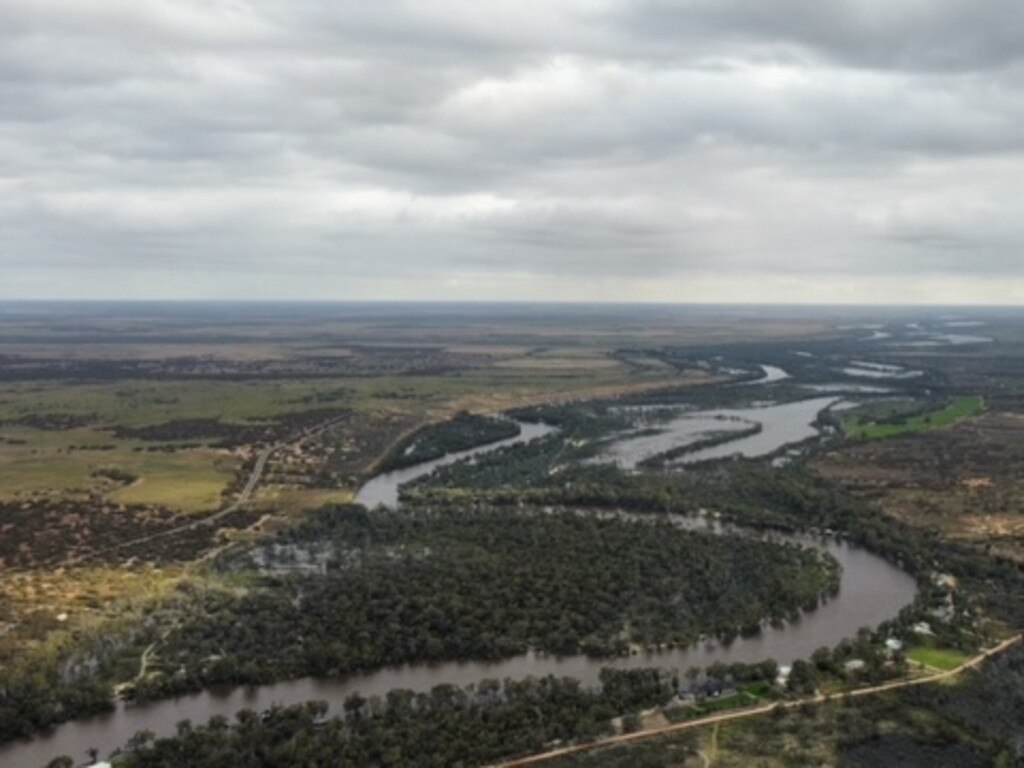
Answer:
[907,645,969,671]
[843,395,984,440]
[815,410,1024,562]
[108,451,239,512]
[0,367,700,514]
[0,316,718,632]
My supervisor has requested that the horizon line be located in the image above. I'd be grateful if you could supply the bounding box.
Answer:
[0,298,1021,309]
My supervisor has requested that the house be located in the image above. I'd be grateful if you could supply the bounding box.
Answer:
[776,665,791,686]
[933,573,958,590]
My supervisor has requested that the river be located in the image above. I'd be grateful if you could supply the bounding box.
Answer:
[0,408,919,766]
[600,396,843,469]
[355,420,557,508]
[0,525,917,766]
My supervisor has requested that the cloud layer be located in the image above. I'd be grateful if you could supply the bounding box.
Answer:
[3,0,1024,302]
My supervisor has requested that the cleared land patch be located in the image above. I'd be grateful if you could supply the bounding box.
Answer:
[843,395,984,440]
[815,410,1024,561]
[908,645,968,671]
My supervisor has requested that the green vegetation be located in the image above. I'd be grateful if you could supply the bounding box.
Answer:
[815,407,1024,563]
[907,645,968,671]
[664,684,773,723]
[97,643,1024,768]
[0,365,684,515]
[4,306,1024,766]
[115,670,676,768]
[107,450,240,512]
[548,644,1024,768]
[378,411,520,471]
[844,395,984,440]
[122,506,837,701]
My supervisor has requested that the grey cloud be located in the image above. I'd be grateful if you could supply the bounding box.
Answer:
[620,1,1024,73]
[2,1,1024,300]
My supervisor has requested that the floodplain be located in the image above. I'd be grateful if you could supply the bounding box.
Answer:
[1,303,1022,767]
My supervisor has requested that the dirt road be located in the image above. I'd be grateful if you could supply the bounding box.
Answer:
[491,633,1023,767]
[67,416,346,565]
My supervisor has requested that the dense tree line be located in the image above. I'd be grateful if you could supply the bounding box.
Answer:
[99,643,1022,768]
[707,467,1024,630]
[402,433,569,500]
[124,506,837,701]
[411,430,1024,632]
[379,412,520,471]
[900,642,1024,752]
[0,412,96,430]
[567,644,1024,768]
[0,347,483,381]
[114,670,675,768]
[0,645,114,743]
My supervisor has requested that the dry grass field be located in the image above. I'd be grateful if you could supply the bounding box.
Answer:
[815,411,1024,561]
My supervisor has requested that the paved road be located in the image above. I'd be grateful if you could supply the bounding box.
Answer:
[491,634,1023,767]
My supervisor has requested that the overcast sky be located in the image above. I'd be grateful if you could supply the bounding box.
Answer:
[3,1,1024,303]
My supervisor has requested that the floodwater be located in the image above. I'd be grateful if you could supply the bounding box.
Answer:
[0,516,917,768]
[842,365,923,380]
[672,398,839,465]
[894,332,994,347]
[600,397,841,468]
[355,420,557,508]
[602,414,755,469]
[0,393,921,766]
[799,383,891,394]
[937,333,993,345]
[738,364,790,385]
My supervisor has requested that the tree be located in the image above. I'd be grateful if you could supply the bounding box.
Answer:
[786,660,817,695]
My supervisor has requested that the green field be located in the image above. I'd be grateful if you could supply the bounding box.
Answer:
[907,645,968,671]
[0,365,696,514]
[108,450,240,512]
[844,396,984,440]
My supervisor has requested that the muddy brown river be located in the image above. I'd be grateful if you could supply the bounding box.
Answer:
[0,415,919,767]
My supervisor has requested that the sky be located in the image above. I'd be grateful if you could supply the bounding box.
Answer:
[2,0,1024,303]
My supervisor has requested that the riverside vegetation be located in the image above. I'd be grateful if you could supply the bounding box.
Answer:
[123,507,838,701]
[1,505,838,745]
[546,642,1024,768]
[377,412,521,471]
[4,304,1024,767]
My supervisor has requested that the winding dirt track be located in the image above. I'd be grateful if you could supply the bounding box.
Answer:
[490,633,1023,767]
[66,417,347,565]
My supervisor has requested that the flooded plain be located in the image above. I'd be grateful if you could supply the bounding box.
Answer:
[0,515,917,768]
[599,397,842,469]
[0,386,921,766]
